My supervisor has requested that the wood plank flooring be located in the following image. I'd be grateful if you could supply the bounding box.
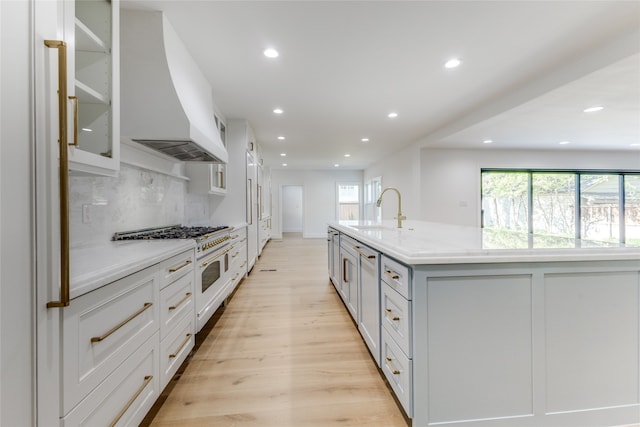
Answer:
[143,233,409,427]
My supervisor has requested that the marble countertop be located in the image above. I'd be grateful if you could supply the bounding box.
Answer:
[70,239,195,299]
[330,220,640,265]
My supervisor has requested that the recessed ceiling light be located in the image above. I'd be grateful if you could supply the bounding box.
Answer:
[344,154,351,157]
[282,163,287,167]
[81,128,93,132]
[334,164,340,167]
[280,153,286,157]
[263,48,279,58]
[483,139,493,144]
[583,106,604,113]
[631,143,640,147]
[277,136,285,140]
[387,112,398,118]
[558,140,571,145]
[273,108,283,114]
[361,138,369,142]
[444,58,462,68]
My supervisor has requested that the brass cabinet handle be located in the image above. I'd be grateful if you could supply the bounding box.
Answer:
[108,375,153,427]
[217,170,224,188]
[232,251,239,258]
[168,292,192,311]
[232,273,240,281]
[385,357,401,375]
[231,234,239,239]
[44,40,70,309]
[169,333,193,359]
[168,259,192,273]
[68,95,78,146]
[342,258,348,283]
[384,308,400,321]
[384,270,400,280]
[91,302,153,343]
[240,261,247,268]
[354,245,376,259]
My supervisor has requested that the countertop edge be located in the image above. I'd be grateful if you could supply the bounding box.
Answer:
[329,222,640,265]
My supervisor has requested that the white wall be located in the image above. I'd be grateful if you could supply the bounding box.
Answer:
[420,147,640,227]
[271,169,363,238]
[364,144,422,222]
[1,1,34,424]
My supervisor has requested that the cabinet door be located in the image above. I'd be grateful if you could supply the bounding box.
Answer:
[358,245,381,366]
[67,0,120,176]
[246,151,258,270]
[341,249,358,320]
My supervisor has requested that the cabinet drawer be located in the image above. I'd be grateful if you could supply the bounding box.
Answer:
[63,332,160,427]
[63,267,159,414]
[229,243,246,268]
[340,235,358,256]
[159,249,195,289]
[159,272,194,340]
[160,311,194,390]
[381,255,411,299]
[381,282,412,357]
[381,328,413,417]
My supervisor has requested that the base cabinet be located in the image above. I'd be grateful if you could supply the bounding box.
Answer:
[62,332,160,427]
[61,248,195,426]
[329,226,640,427]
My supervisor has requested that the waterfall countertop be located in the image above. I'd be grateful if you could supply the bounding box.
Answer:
[70,239,196,299]
[329,220,640,265]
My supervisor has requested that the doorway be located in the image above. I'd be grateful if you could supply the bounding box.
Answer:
[282,185,303,233]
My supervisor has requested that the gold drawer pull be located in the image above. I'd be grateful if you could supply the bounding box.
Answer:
[354,246,376,259]
[385,357,401,375]
[169,292,192,311]
[231,234,239,239]
[240,261,247,268]
[91,302,153,343]
[384,270,400,280]
[384,308,400,321]
[232,273,240,281]
[232,251,239,258]
[168,259,192,273]
[109,375,153,427]
[169,333,193,359]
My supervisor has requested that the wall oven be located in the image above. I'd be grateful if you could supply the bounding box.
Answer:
[196,241,231,331]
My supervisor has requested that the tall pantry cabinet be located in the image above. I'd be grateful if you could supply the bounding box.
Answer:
[33,0,121,425]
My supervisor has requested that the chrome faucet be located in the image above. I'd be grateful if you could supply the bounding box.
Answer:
[376,187,406,228]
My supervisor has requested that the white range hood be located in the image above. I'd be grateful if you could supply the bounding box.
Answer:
[120,9,228,163]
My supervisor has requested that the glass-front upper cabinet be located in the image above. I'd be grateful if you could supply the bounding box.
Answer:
[67,0,120,176]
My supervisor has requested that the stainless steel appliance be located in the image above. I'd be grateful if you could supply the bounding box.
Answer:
[113,225,233,331]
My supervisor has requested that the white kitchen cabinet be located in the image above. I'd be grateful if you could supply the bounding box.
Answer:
[356,242,381,366]
[66,0,120,176]
[228,227,248,294]
[62,265,159,414]
[158,249,195,390]
[186,115,227,195]
[246,150,258,271]
[62,332,160,427]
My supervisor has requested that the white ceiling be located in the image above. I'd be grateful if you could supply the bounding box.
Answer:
[121,1,640,170]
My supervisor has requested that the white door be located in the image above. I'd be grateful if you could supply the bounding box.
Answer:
[282,185,303,233]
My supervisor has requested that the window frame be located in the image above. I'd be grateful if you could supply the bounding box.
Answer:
[481,168,640,245]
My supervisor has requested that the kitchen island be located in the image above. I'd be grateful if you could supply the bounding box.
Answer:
[329,220,640,427]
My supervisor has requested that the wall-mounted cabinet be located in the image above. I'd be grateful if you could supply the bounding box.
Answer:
[186,114,227,195]
[67,0,120,176]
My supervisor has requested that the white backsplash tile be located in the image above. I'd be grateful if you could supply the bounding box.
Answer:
[69,164,207,247]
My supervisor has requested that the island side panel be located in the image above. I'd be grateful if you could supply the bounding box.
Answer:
[412,261,640,427]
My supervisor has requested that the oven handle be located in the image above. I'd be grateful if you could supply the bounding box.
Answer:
[200,247,231,268]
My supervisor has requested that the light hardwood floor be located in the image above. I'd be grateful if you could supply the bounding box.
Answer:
[143,233,409,426]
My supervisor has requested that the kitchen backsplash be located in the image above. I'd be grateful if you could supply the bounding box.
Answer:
[69,164,209,247]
